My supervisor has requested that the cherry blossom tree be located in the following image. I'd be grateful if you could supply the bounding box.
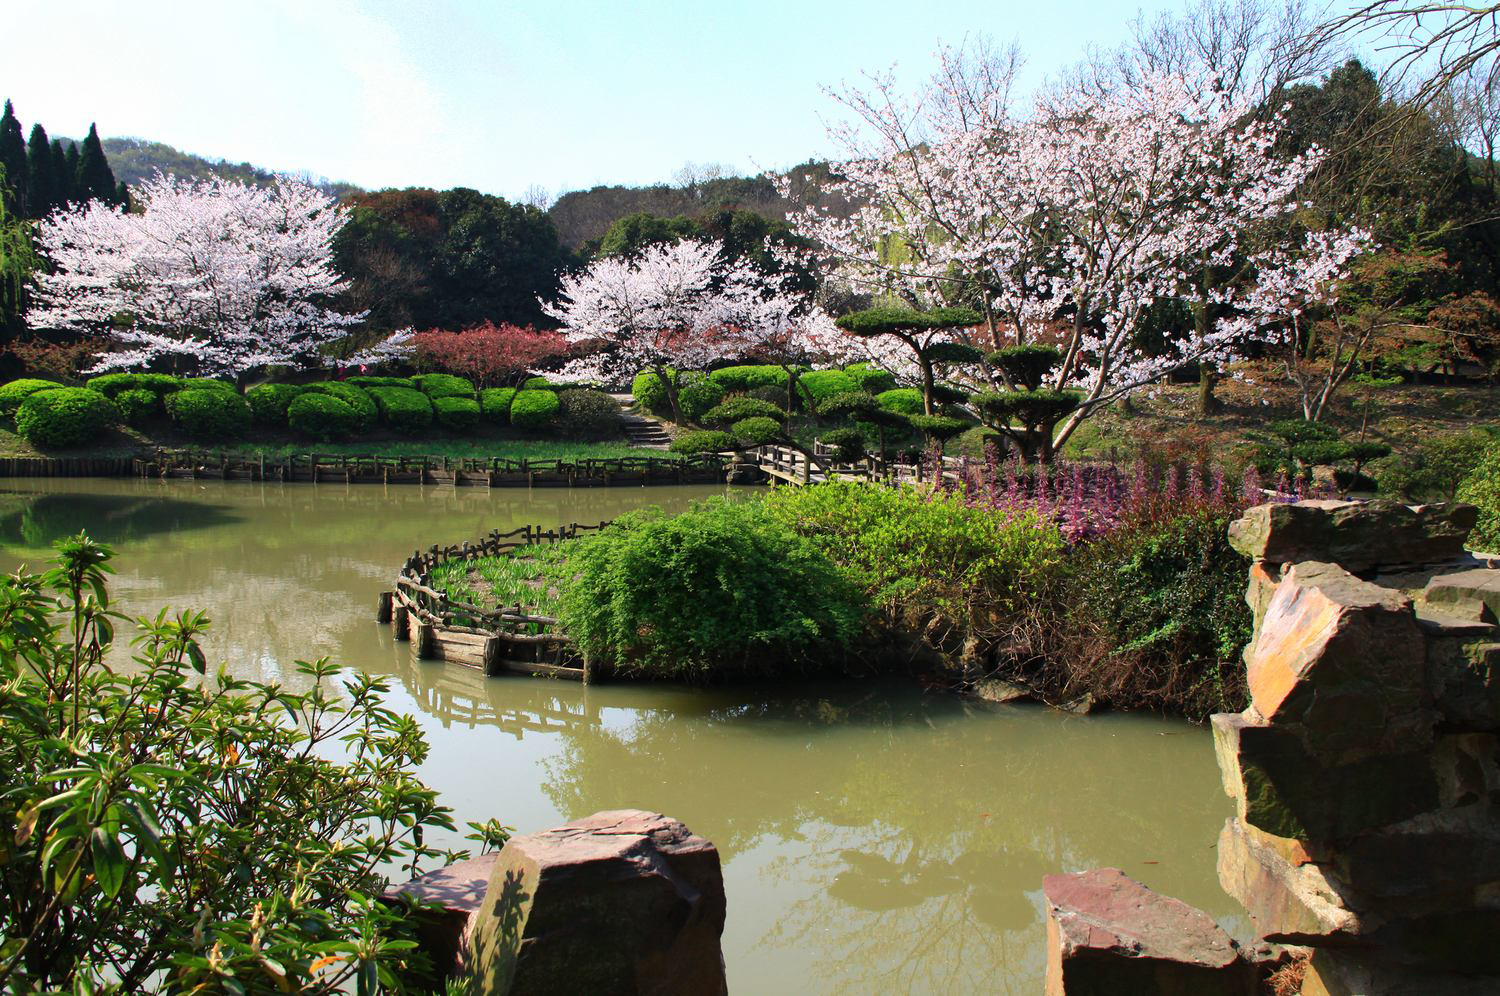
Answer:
[28,173,363,379]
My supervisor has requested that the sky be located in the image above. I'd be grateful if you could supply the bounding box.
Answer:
[7,0,1194,201]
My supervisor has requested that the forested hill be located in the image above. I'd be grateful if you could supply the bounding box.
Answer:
[100,137,362,197]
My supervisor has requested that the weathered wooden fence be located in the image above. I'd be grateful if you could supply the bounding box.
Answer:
[0,456,137,478]
[379,522,611,681]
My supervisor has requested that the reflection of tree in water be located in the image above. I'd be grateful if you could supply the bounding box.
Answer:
[0,490,241,550]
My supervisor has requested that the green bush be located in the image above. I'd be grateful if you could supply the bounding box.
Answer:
[510,388,561,430]
[954,425,1007,459]
[556,388,620,439]
[521,375,555,390]
[798,369,859,406]
[876,388,925,415]
[669,430,735,454]
[115,388,161,427]
[480,386,518,423]
[844,363,897,394]
[164,389,252,439]
[83,373,182,398]
[1458,442,1500,552]
[701,397,787,426]
[411,372,476,398]
[301,382,376,432]
[346,375,416,389]
[367,386,434,433]
[731,416,783,446]
[556,500,868,678]
[245,383,305,425]
[631,369,672,413]
[819,428,866,462]
[0,378,64,417]
[1377,429,1494,502]
[177,378,237,394]
[433,395,482,432]
[15,388,118,448]
[677,375,725,423]
[286,392,362,441]
[709,365,789,392]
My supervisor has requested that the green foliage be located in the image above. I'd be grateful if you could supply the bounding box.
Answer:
[701,397,787,426]
[556,388,620,439]
[433,395,482,432]
[1377,429,1495,502]
[410,372,476,399]
[83,373,182,399]
[164,389,252,439]
[835,305,982,336]
[346,375,416,389]
[245,383,305,425]
[988,344,1062,390]
[731,416,783,446]
[677,375,725,423]
[286,392,361,440]
[876,387,925,415]
[479,386,518,423]
[842,363,897,394]
[0,377,63,416]
[922,342,984,365]
[176,378,237,394]
[1458,442,1500,552]
[0,534,456,993]
[509,388,560,430]
[631,369,672,413]
[973,388,1082,460]
[819,428,866,462]
[817,391,881,420]
[1250,419,1389,486]
[709,365,789,392]
[669,429,735,454]
[520,376,556,390]
[366,386,435,433]
[556,500,868,678]
[114,388,160,427]
[797,369,858,405]
[15,388,117,448]
[301,382,376,433]
[908,414,969,441]
[954,426,1007,459]
[928,382,971,406]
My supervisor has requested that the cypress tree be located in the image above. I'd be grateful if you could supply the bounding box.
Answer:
[26,124,54,217]
[0,101,27,215]
[78,123,116,204]
[115,181,130,208]
[50,138,70,206]
[64,141,81,199]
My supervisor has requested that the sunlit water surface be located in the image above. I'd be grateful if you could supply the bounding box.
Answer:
[0,478,1242,994]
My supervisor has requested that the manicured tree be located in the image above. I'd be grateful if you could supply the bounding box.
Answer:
[26,124,54,218]
[972,344,1081,463]
[77,124,118,204]
[833,306,982,415]
[0,101,27,214]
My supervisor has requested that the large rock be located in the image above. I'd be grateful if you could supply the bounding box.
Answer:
[1228,501,1476,571]
[1246,562,1430,763]
[1042,867,1248,994]
[1216,818,1368,943]
[1427,636,1500,730]
[463,810,727,996]
[1421,568,1500,623]
[384,853,499,984]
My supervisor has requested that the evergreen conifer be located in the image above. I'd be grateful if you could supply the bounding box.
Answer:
[50,139,71,206]
[0,101,27,215]
[25,124,54,217]
[78,123,116,203]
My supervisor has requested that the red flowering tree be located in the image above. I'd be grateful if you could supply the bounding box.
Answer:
[412,321,567,387]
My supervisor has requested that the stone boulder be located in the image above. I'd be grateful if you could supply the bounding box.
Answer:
[1227,500,1476,571]
[463,809,727,996]
[384,853,499,984]
[1042,867,1249,994]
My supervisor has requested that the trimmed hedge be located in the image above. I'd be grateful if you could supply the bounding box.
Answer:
[347,376,416,389]
[0,379,64,417]
[84,373,182,398]
[731,416,782,446]
[287,393,361,441]
[556,389,620,439]
[479,387,518,424]
[164,389,252,439]
[669,430,734,454]
[677,375,725,424]
[14,388,118,448]
[115,388,161,427]
[521,376,556,390]
[701,398,787,426]
[411,373,475,399]
[798,370,859,406]
[708,365,789,392]
[510,389,560,430]
[876,388,925,415]
[301,382,376,431]
[367,387,434,433]
[177,378,237,394]
[631,369,672,413]
[433,396,482,432]
[246,384,305,425]
[844,364,897,395]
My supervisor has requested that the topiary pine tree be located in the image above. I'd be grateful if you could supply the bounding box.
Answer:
[0,101,28,215]
[77,124,118,204]
[834,305,982,415]
[972,344,1082,463]
[26,124,54,218]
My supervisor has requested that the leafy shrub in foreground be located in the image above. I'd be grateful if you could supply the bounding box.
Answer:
[480,386,518,423]
[0,534,456,994]
[115,388,161,427]
[433,395,482,432]
[0,378,64,417]
[83,373,182,398]
[164,389,252,439]
[709,365,788,392]
[412,372,476,398]
[556,388,620,439]
[510,388,560,430]
[557,500,868,678]
[302,382,376,432]
[1459,441,1500,552]
[287,392,361,440]
[15,388,118,448]
[245,383,305,425]
[367,386,434,432]
[670,430,734,454]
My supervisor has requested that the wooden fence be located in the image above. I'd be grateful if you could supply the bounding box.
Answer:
[0,456,137,478]
[379,521,612,681]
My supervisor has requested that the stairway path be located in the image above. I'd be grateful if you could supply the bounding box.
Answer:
[609,393,672,450]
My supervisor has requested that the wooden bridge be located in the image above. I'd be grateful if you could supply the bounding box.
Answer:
[744,444,964,488]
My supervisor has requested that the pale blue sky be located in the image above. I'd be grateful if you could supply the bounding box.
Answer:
[10,0,1199,200]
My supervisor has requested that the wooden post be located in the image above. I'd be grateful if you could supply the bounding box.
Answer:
[377,591,394,623]
[393,604,410,640]
[414,621,435,659]
[482,635,504,676]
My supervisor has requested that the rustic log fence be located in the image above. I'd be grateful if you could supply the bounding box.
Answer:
[378,521,612,681]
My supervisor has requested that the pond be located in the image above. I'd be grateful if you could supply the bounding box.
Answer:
[0,477,1243,994]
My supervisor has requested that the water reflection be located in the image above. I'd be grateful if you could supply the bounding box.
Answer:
[0,489,242,549]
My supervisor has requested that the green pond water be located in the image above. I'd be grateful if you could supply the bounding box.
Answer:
[0,477,1243,994]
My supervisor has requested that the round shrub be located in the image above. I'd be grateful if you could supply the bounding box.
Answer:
[709,365,789,392]
[301,382,376,431]
[556,500,868,679]
[84,373,183,398]
[844,363,897,394]
[731,416,782,446]
[115,388,161,427]
[669,430,734,454]
[557,389,620,439]
[1458,442,1500,552]
[521,376,556,390]
[245,384,305,425]
[367,386,434,433]
[411,373,475,399]
[510,388,561,430]
[747,384,792,407]
[876,388,925,415]
[15,388,117,448]
[820,428,866,462]
[632,369,672,413]
[164,389,251,439]
[347,375,416,389]
[286,393,361,441]
[701,398,787,427]
[0,378,64,417]
[177,378,237,394]
[433,396,482,433]
[677,375,725,423]
[480,387,518,423]
[798,370,859,406]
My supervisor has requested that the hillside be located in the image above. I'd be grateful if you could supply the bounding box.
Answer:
[100,137,361,197]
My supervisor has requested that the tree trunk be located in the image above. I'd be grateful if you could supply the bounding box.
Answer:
[1197,364,1223,415]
